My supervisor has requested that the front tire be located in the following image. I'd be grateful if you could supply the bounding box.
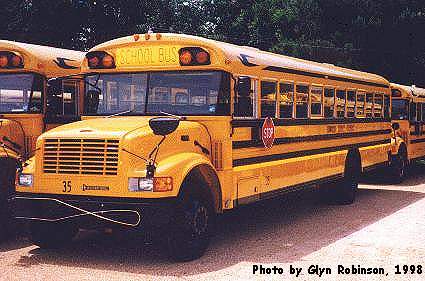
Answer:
[167,190,213,262]
[29,221,78,249]
[0,160,17,241]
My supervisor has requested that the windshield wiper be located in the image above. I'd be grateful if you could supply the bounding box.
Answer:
[159,111,186,120]
[106,108,138,118]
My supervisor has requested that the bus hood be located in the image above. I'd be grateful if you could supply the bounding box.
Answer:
[40,117,153,139]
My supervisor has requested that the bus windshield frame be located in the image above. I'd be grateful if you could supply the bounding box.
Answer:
[84,70,231,116]
[0,73,44,114]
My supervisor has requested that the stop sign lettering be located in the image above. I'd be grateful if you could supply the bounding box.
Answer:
[261,117,275,148]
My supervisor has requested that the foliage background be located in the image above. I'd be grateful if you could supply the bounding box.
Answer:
[1,0,424,86]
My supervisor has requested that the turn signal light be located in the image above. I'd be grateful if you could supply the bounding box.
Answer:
[0,52,24,69]
[153,177,173,192]
[179,47,210,66]
[86,51,115,69]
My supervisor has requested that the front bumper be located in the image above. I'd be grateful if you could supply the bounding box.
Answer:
[10,193,177,230]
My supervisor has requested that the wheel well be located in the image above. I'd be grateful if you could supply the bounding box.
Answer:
[0,157,18,199]
[178,164,222,214]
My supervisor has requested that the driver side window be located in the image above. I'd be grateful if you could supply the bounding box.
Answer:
[45,79,80,123]
[234,77,257,118]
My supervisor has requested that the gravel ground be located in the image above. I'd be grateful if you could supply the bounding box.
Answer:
[2,164,425,281]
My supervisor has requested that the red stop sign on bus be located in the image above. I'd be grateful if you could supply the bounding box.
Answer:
[261,117,275,149]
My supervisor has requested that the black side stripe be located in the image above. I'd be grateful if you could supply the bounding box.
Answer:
[233,139,391,167]
[410,138,425,144]
[233,129,392,149]
[231,118,391,128]
[263,65,390,88]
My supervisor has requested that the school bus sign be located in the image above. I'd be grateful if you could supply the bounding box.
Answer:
[261,117,275,149]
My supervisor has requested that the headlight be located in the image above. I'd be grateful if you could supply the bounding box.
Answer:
[18,173,33,187]
[128,177,173,192]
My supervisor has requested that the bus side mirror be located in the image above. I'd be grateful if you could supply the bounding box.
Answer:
[392,122,400,131]
[149,117,180,136]
[237,76,251,97]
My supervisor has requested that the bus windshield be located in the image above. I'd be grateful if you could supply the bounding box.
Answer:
[0,73,43,113]
[392,99,409,120]
[84,71,230,116]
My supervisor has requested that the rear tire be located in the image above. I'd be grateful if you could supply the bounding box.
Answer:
[390,150,407,184]
[29,221,78,249]
[166,187,214,262]
[328,151,360,205]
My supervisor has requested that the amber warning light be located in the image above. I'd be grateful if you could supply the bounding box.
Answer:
[178,47,210,66]
[86,51,116,69]
[0,52,24,69]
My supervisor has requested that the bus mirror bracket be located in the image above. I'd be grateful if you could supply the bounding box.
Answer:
[146,117,180,178]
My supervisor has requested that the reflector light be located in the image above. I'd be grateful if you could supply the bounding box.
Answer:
[153,177,173,192]
[179,50,193,65]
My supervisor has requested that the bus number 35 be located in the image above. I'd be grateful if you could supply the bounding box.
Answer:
[62,181,72,193]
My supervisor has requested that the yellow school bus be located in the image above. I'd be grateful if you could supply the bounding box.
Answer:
[0,40,84,238]
[390,83,425,182]
[14,33,392,261]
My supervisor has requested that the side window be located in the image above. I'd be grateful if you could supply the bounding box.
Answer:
[279,82,294,118]
[310,86,323,117]
[347,90,356,117]
[30,75,44,112]
[373,93,383,118]
[356,91,365,117]
[234,77,254,117]
[410,102,417,121]
[46,79,80,122]
[296,84,309,118]
[417,103,422,122]
[366,93,373,118]
[260,81,277,118]
[422,104,425,121]
[384,95,390,118]
[336,90,346,118]
[324,88,335,118]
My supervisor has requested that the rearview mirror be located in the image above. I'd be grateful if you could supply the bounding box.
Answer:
[149,117,180,136]
[85,90,100,114]
[237,76,251,97]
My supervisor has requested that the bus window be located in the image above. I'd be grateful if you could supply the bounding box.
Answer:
[296,84,309,118]
[234,77,254,117]
[261,81,277,118]
[384,95,390,118]
[366,93,373,118]
[356,92,365,117]
[410,102,417,121]
[324,88,335,118]
[336,90,346,118]
[347,90,355,117]
[279,82,294,118]
[392,99,408,120]
[310,86,323,117]
[417,103,422,122]
[421,103,425,121]
[374,93,383,118]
